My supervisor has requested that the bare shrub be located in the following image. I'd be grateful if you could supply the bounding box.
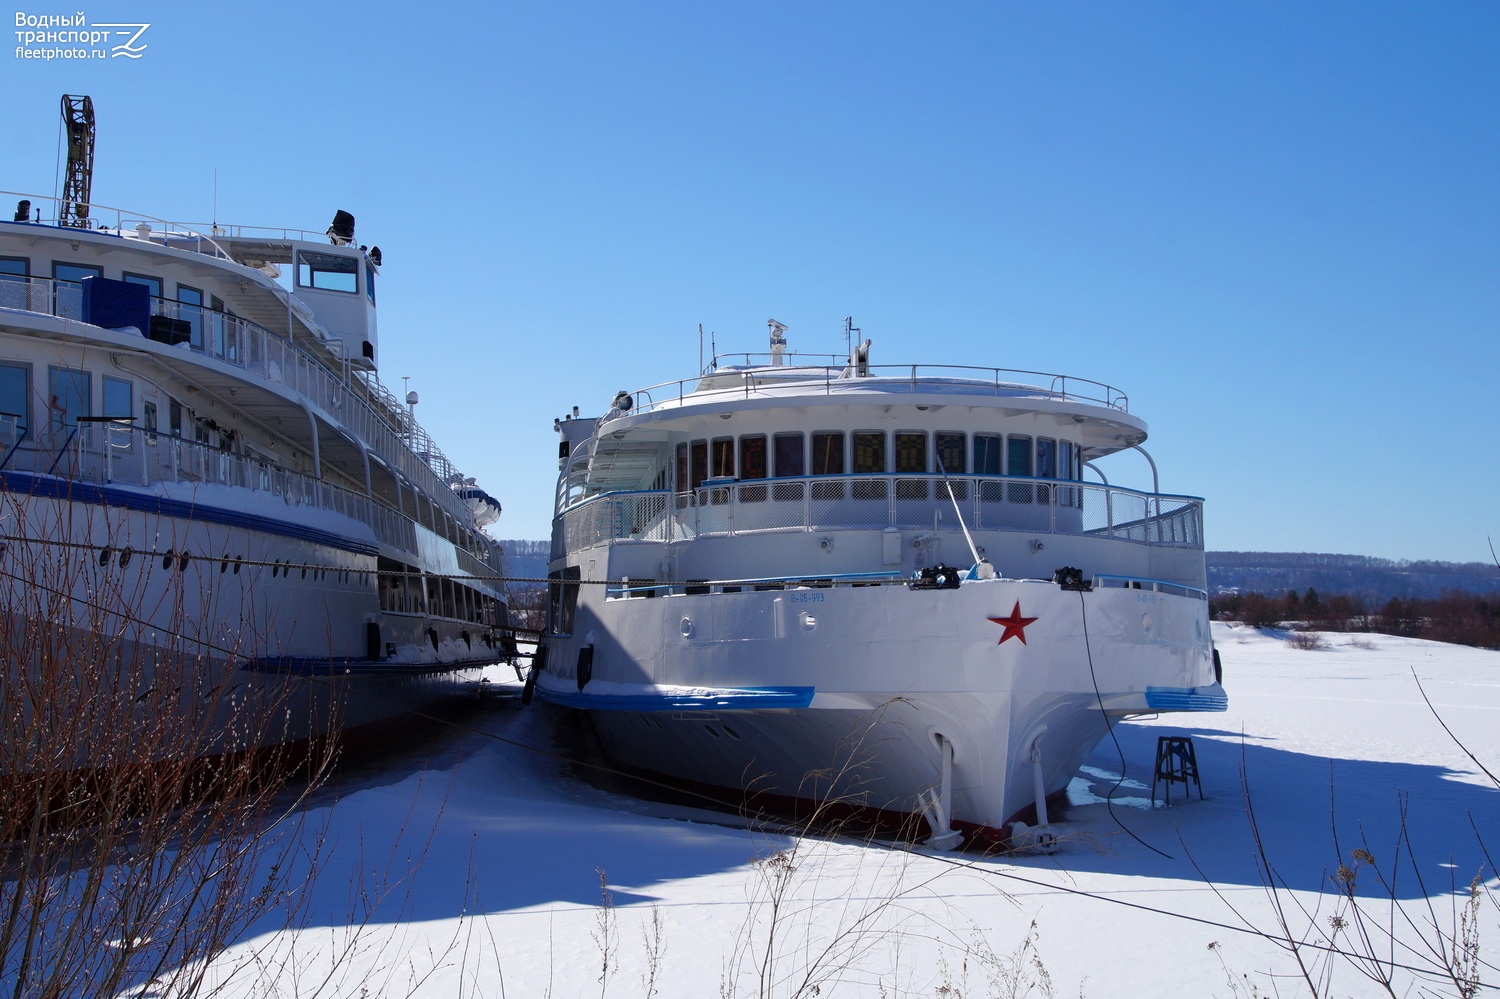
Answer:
[0,493,338,998]
[1284,631,1329,651]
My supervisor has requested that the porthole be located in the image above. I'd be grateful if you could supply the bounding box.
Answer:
[233,557,242,575]
[162,550,175,571]
[118,547,133,568]
[99,546,112,566]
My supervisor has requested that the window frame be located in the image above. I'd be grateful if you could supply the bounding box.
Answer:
[0,361,32,442]
[47,365,91,434]
[296,250,359,294]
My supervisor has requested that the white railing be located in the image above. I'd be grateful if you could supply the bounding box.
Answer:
[0,274,476,533]
[554,474,1202,558]
[619,359,1130,415]
[4,423,418,555]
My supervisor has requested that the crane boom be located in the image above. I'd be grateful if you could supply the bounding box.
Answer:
[60,94,95,228]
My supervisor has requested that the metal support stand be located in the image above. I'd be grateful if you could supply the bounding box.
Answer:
[1151,735,1202,805]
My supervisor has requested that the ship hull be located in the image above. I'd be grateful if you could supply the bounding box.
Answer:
[537,572,1223,844]
[0,475,490,776]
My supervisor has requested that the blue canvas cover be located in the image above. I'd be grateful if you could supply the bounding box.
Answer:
[81,276,150,334]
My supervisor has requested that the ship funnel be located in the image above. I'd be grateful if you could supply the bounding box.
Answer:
[768,319,788,366]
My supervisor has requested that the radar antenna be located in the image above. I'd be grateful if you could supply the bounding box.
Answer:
[59,94,96,229]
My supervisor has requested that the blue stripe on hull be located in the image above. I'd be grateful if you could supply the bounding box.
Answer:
[540,685,816,712]
[1145,686,1229,712]
[0,470,379,556]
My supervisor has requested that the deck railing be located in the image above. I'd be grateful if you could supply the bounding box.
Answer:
[553,474,1202,558]
[619,360,1129,415]
[2,422,421,556]
[0,273,475,533]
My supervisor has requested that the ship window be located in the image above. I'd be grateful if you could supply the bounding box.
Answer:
[853,432,885,474]
[1007,435,1033,476]
[549,565,581,636]
[894,432,926,474]
[935,432,965,475]
[675,443,687,490]
[177,285,204,348]
[974,433,1002,475]
[122,272,162,299]
[711,436,734,478]
[296,250,358,293]
[811,432,844,475]
[0,257,29,280]
[1036,437,1056,502]
[1007,434,1033,503]
[169,398,184,437]
[0,362,30,440]
[102,376,132,420]
[365,261,376,303]
[47,366,90,431]
[1037,438,1057,478]
[774,433,804,477]
[143,400,157,436]
[52,262,102,285]
[1059,440,1076,505]
[690,440,708,490]
[51,263,101,320]
[739,435,767,479]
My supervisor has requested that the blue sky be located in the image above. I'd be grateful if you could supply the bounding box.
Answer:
[7,2,1498,561]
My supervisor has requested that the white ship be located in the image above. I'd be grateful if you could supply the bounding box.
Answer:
[533,319,1224,849]
[1,98,509,768]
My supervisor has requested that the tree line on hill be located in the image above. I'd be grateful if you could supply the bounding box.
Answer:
[1210,587,1500,649]
[1208,550,1500,602]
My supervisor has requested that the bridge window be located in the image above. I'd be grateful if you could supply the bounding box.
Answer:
[0,257,30,279]
[690,439,708,490]
[711,437,734,478]
[853,432,885,473]
[739,435,767,479]
[894,432,926,474]
[811,432,844,475]
[1036,438,1057,478]
[297,251,358,293]
[774,433,804,476]
[974,434,1002,475]
[935,432,965,474]
[1007,434,1033,503]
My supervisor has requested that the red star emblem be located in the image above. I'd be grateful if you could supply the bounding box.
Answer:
[988,602,1038,645]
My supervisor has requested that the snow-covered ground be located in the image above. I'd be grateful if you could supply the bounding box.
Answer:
[199,624,1500,997]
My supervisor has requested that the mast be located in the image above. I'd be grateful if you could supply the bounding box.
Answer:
[59,94,96,228]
